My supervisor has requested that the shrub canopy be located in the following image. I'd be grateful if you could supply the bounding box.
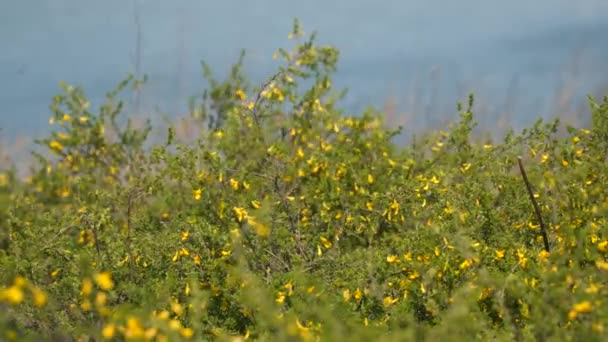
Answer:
[1,21,608,341]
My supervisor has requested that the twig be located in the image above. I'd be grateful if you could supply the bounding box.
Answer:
[125,191,134,268]
[264,248,291,271]
[517,156,550,252]
[89,218,104,269]
[246,48,309,128]
[249,71,282,127]
[273,174,309,261]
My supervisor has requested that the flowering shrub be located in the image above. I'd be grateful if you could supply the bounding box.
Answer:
[1,20,608,341]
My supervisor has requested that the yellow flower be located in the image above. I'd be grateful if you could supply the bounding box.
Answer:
[49,140,64,151]
[180,328,194,339]
[284,281,294,296]
[383,296,399,307]
[460,259,471,269]
[171,299,184,315]
[333,123,340,133]
[80,299,92,311]
[60,188,70,198]
[144,328,159,340]
[95,292,107,307]
[403,252,413,262]
[585,283,600,294]
[541,154,549,163]
[14,276,27,288]
[366,201,374,210]
[233,207,248,222]
[81,278,93,296]
[295,319,310,333]
[568,301,593,320]
[1,286,24,305]
[31,287,47,307]
[320,236,332,249]
[276,291,286,304]
[353,288,363,300]
[94,272,114,290]
[590,234,600,244]
[251,200,261,209]
[342,289,351,302]
[229,178,239,191]
[181,230,189,241]
[494,249,506,260]
[573,301,592,313]
[168,320,182,331]
[297,147,305,158]
[102,324,116,339]
[386,255,400,264]
[156,310,170,320]
[235,89,247,100]
[312,98,323,111]
[124,317,145,339]
[193,188,202,201]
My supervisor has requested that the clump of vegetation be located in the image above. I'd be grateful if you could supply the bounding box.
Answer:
[1,20,608,341]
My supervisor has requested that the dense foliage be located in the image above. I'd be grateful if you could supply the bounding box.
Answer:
[1,21,608,341]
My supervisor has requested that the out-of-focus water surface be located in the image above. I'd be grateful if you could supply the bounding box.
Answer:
[1,0,607,141]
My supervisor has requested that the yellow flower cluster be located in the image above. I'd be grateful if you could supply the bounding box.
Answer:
[0,276,47,308]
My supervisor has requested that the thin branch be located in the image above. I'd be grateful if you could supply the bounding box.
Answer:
[249,71,282,127]
[273,174,309,261]
[517,156,550,252]
[264,248,291,271]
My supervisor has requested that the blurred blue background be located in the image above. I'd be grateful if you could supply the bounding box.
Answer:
[1,0,607,142]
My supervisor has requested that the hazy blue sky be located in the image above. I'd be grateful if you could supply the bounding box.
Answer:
[1,0,607,140]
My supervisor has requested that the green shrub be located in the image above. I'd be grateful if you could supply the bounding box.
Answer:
[1,20,608,341]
